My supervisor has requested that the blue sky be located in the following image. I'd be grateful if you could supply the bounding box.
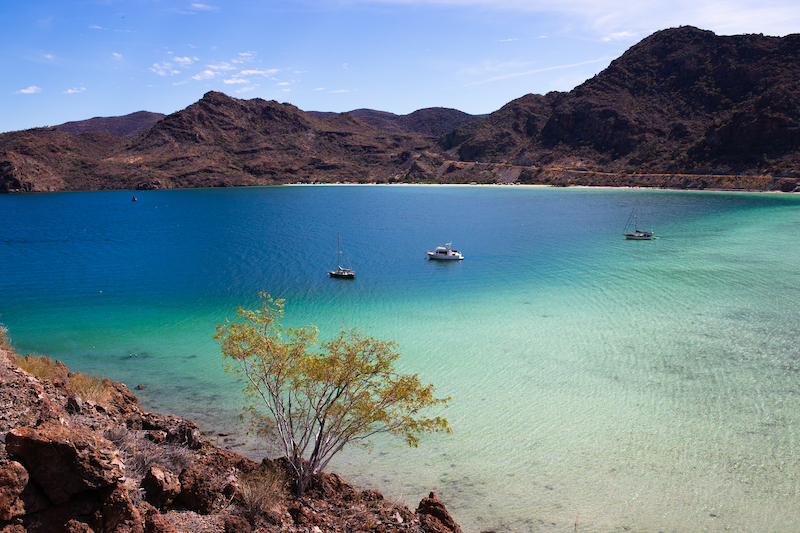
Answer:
[3,0,799,133]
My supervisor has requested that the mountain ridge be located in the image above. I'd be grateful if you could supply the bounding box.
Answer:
[2,26,799,193]
[55,111,166,139]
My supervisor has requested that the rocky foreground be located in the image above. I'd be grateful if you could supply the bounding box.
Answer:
[0,347,463,533]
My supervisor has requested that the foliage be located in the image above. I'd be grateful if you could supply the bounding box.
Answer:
[104,425,193,483]
[214,293,451,495]
[13,353,111,404]
[0,321,10,350]
[238,466,285,521]
[13,354,65,380]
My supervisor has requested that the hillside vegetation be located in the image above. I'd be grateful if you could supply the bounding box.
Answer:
[1,26,798,193]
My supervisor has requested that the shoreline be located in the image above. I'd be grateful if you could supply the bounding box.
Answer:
[285,181,800,194]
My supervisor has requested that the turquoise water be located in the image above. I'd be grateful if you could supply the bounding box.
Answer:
[2,185,799,532]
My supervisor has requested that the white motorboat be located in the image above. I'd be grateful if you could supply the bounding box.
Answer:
[426,242,463,260]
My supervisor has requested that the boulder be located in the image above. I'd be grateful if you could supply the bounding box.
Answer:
[416,491,462,533]
[100,483,145,533]
[0,460,28,520]
[166,423,202,450]
[5,421,125,505]
[222,514,251,533]
[106,381,141,417]
[14,482,144,533]
[142,464,181,508]
[140,413,202,450]
[138,502,179,533]
[175,466,217,514]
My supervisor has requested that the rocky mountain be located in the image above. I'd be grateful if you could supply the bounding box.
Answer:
[309,108,484,137]
[442,26,800,179]
[55,111,166,139]
[1,26,799,193]
[0,92,444,191]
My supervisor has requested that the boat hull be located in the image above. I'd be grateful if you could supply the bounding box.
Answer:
[426,252,463,260]
[328,269,355,278]
[623,233,656,240]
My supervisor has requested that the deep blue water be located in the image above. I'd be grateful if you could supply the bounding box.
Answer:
[2,185,800,532]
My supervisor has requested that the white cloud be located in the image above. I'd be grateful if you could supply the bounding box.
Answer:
[89,24,104,30]
[223,77,250,84]
[277,82,290,86]
[331,89,349,93]
[207,62,236,71]
[18,86,42,94]
[192,70,217,80]
[113,52,123,60]
[63,87,86,94]
[174,56,197,66]
[240,69,279,76]
[191,3,219,11]
[150,62,181,76]
[236,86,258,93]
[602,30,639,41]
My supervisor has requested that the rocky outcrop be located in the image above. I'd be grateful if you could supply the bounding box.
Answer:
[0,348,464,533]
[0,461,31,521]
[142,465,180,508]
[416,491,463,533]
[5,422,125,505]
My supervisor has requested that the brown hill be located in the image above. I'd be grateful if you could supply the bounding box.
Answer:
[1,26,799,193]
[442,26,800,178]
[56,111,166,139]
[338,108,483,137]
[306,107,482,137]
[0,92,443,191]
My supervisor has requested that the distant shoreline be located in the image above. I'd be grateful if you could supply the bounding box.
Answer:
[284,181,799,194]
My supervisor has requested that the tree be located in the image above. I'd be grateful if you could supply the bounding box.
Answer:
[214,293,451,495]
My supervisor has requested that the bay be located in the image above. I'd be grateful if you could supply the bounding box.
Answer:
[1,185,799,532]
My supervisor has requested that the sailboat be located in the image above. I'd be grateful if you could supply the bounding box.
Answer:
[328,235,356,278]
[622,206,658,240]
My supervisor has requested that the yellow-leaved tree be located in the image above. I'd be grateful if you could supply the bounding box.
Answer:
[214,293,451,495]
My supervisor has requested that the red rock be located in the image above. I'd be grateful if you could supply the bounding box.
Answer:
[5,421,125,505]
[100,483,145,533]
[142,464,181,508]
[175,466,217,514]
[416,491,462,533]
[0,460,28,520]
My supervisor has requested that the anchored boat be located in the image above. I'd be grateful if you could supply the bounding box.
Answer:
[328,235,355,278]
[426,242,464,260]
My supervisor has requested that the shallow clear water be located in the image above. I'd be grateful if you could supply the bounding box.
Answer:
[2,185,799,532]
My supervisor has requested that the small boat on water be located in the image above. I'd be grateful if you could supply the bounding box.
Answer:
[426,242,464,260]
[622,206,658,240]
[328,235,355,278]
